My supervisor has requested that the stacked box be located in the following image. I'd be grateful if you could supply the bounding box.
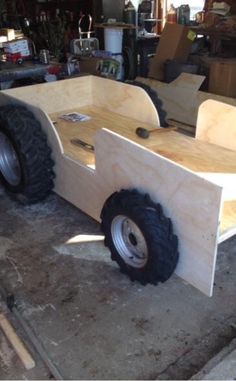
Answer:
[0,28,15,41]
[3,39,30,56]
[209,59,236,97]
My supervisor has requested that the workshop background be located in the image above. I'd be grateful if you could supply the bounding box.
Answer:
[1,0,236,380]
[1,0,236,90]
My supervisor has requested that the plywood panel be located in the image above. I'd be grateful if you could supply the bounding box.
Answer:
[90,76,160,126]
[137,74,236,127]
[2,76,94,114]
[51,126,225,296]
[50,106,236,176]
[2,75,160,127]
[196,99,236,152]
[94,129,223,297]
[49,106,166,166]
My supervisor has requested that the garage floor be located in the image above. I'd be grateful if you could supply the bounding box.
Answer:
[0,186,236,380]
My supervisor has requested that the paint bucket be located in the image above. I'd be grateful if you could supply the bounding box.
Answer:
[104,28,123,54]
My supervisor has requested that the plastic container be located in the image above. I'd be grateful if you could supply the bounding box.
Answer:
[123,0,136,25]
[104,28,123,54]
[166,4,177,24]
[177,5,190,25]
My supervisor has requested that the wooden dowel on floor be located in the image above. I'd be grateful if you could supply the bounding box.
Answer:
[0,313,35,370]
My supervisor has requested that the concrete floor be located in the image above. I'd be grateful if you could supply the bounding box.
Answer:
[0,185,236,380]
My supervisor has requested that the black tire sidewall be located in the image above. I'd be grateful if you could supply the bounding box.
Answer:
[0,125,26,193]
[101,190,179,285]
[0,104,54,204]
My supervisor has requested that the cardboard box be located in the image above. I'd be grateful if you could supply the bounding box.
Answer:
[79,57,120,79]
[3,38,30,55]
[0,28,15,41]
[148,23,194,80]
[209,59,236,97]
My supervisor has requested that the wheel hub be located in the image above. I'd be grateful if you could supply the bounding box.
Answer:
[111,215,148,268]
[0,132,21,186]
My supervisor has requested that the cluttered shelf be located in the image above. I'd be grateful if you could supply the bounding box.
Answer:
[192,26,236,39]
[191,26,236,54]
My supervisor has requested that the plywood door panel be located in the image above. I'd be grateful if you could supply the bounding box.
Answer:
[51,126,224,296]
[93,129,223,296]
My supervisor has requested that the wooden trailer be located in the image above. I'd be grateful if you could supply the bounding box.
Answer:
[0,75,236,297]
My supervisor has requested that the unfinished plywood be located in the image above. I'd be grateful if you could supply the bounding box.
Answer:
[137,74,236,127]
[94,129,223,297]
[1,76,94,114]
[0,313,35,370]
[49,128,224,296]
[196,99,236,151]
[90,76,160,126]
[49,106,160,165]
[2,76,160,127]
[49,106,236,176]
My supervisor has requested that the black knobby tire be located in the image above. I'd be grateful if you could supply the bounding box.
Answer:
[126,80,168,127]
[101,189,179,285]
[0,104,55,204]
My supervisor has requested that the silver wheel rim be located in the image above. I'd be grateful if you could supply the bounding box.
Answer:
[0,132,21,186]
[111,215,148,268]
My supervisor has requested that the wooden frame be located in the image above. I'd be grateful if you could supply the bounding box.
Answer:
[1,75,236,296]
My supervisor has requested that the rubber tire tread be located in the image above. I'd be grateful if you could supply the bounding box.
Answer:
[101,189,179,285]
[126,80,168,127]
[0,104,55,204]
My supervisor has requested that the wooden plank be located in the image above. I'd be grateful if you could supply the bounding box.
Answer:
[137,74,236,127]
[196,99,236,151]
[0,313,35,370]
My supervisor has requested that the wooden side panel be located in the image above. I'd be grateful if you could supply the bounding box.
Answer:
[196,99,236,151]
[2,76,94,114]
[95,130,223,296]
[137,74,236,127]
[2,75,160,127]
[52,127,223,296]
[90,76,160,126]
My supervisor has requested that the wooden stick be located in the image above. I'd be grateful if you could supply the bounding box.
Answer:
[0,313,35,370]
